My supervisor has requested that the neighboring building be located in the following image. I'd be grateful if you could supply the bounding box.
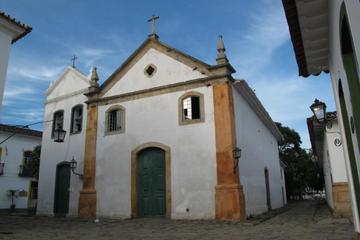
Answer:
[282,0,360,234]
[37,34,285,220]
[307,112,351,217]
[0,11,32,108]
[0,124,42,212]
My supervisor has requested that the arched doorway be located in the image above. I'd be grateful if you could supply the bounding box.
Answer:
[131,142,171,218]
[340,4,360,154]
[339,80,360,216]
[54,162,71,216]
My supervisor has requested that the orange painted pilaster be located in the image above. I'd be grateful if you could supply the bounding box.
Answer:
[78,104,98,218]
[213,81,246,220]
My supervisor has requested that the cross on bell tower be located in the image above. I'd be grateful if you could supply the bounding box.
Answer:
[147,15,159,38]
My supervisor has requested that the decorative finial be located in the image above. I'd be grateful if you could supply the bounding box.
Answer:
[148,15,160,39]
[216,35,228,64]
[90,67,99,87]
[71,55,78,68]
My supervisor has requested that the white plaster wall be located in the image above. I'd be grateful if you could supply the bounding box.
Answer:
[232,86,284,216]
[96,86,217,219]
[103,48,207,97]
[0,28,13,108]
[323,142,334,209]
[328,0,360,231]
[325,121,348,183]
[280,167,287,205]
[37,69,89,216]
[0,133,41,209]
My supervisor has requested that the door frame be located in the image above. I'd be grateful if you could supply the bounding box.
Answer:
[131,142,171,218]
[53,161,71,216]
[264,167,272,211]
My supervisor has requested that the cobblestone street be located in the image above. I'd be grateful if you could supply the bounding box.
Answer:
[0,200,356,240]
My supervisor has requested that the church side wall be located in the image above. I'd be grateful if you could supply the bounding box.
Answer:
[37,93,87,216]
[96,86,217,219]
[232,86,284,216]
[328,0,360,231]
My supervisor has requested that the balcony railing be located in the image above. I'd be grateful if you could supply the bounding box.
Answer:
[0,163,4,175]
[19,164,33,178]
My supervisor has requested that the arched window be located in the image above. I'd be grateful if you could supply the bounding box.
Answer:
[52,110,64,138]
[105,105,125,135]
[70,105,83,134]
[178,91,205,125]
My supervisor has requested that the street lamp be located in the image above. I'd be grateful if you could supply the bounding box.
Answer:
[69,157,83,178]
[53,127,66,143]
[310,99,327,123]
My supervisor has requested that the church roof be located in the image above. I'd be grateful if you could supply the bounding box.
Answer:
[99,35,214,96]
[0,124,42,138]
[282,0,329,77]
[0,11,32,43]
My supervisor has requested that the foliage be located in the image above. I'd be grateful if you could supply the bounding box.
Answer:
[28,145,41,179]
[276,122,324,200]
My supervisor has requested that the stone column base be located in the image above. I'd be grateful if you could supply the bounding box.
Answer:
[78,189,96,218]
[215,184,246,220]
[332,182,352,218]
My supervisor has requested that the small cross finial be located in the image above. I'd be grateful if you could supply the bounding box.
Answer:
[71,55,78,68]
[147,15,159,35]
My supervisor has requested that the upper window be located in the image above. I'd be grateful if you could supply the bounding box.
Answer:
[144,64,157,77]
[105,105,125,135]
[179,92,205,125]
[51,110,64,138]
[71,105,83,134]
[23,150,32,165]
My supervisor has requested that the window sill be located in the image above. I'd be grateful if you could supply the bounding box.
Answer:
[179,118,205,126]
[105,129,125,136]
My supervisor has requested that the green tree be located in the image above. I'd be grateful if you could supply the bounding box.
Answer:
[29,145,41,179]
[276,122,324,200]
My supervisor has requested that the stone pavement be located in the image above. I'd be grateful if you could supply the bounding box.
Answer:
[0,200,356,240]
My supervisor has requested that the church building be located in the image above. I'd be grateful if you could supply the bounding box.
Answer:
[37,32,285,220]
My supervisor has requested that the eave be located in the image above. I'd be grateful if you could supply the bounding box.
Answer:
[0,11,32,43]
[282,0,329,77]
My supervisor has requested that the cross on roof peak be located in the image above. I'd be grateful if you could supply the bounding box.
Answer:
[147,15,159,35]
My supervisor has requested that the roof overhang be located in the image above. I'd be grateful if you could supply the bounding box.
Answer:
[282,0,330,77]
[0,11,32,43]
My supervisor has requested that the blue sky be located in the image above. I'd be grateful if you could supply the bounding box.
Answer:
[0,0,335,148]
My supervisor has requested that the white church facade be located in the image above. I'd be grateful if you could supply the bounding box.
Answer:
[37,34,285,220]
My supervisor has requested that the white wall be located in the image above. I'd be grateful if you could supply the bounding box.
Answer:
[96,86,217,219]
[0,133,41,209]
[37,69,89,216]
[0,28,13,108]
[328,0,360,231]
[232,86,284,216]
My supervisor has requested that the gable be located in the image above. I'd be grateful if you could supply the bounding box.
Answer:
[103,48,207,97]
[47,67,90,101]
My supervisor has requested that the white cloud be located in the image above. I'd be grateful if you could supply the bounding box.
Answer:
[8,65,64,81]
[230,0,289,78]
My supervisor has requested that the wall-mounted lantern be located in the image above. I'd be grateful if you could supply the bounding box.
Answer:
[53,127,66,143]
[69,157,83,178]
[233,147,242,173]
[310,99,327,123]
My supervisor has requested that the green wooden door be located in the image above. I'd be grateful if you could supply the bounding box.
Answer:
[54,163,71,216]
[137,147,166,217]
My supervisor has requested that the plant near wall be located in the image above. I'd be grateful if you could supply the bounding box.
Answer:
[275,122,324,200]
[28,145,41,179]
